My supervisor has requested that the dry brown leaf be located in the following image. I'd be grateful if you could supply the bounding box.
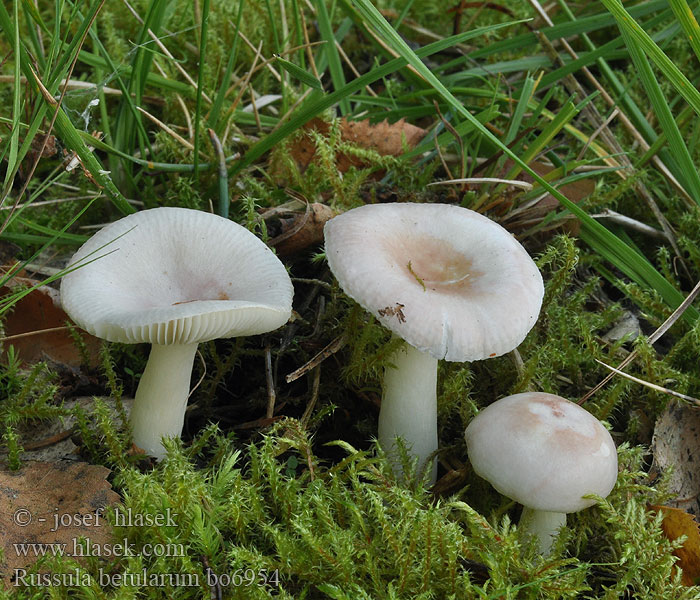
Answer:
[651,401,700,516]
[290,117,426,173]
[0,461,120,587]
[0,397,133,463]
[268,203,336,256]
[498,160,595,235]
[1,276,101,367]
[649,505,700,586]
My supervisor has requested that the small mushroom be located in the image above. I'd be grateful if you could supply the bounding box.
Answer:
[61,207,293,460]
[464,392,618,554]
[324,203,544,482]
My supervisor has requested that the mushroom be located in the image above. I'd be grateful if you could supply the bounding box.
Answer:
[464,392,618,554]
[60,207,293,460]
[323,203,544,483]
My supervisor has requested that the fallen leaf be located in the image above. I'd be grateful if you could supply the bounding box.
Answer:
[497,160,595,236]
[649,505,700,586]
[0,461,120,587]
[650,401,700,516]
[268,202,336,256]
[290,117,426,173]
[0,397,133,463]
[1,276,102,367]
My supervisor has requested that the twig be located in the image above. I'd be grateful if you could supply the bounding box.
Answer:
[291,277,333,290]
[286,335,347,383]
[429,177,533,190]
[577,108,619,161]
[23,429,73,450]
[136,106,204,156]
[580,278,700,403]
[300,366,321,429]
[299,5,320,80]
[595,359,700,405]
[590,209,666,239]
[265,347,276,419]
[187,350,207,400]
[0,326,71,342]
[237,30,281,81]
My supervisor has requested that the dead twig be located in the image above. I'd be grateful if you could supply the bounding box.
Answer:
[595,359,700,405]
[265,347,276,419]
[300,366,322,429]
[286,335,347,383]
[580,278,700,403]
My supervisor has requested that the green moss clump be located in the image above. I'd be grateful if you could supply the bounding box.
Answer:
[6,425,697,599]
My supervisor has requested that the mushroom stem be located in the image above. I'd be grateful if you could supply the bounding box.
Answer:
[130,343,199,460]
[519,507,567,555]
[378,341,438,484]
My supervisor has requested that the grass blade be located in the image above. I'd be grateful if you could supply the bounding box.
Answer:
[229,22,522,178]
[350,0,694,323]
[600,0,700,118]
[275,55,323,90]
[315,0,349,115]
[2,0,21,193]
[668,0,700,64]
[193,0,210,176]
[208,0,245,130]
[618,25,700,203]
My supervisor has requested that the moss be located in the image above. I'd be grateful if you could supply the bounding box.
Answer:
[5,426,696,599]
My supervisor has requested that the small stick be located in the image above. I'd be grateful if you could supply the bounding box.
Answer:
[291,278,333,290]
[428,177,533,190]
[300,366,321,429]
[186,350,207,400]
[580,277,700,403]
[434,101,466,180]
[200,555,221,600]
[0,326,71,342]
[237,30,281,81]
[136,106,206,158]
[595,359,700,405]
[23,429,73,450]
[590,209,666,240]
[265,347,276,419]
[286,335,346,383]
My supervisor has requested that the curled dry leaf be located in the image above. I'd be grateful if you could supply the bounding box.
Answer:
[0,461,120,587]
[649,505,700,586]
[290,117,426,173]
[650,401,700,516]
[268,202,336,256]
[498,160,595,235]
[1,275,102,367]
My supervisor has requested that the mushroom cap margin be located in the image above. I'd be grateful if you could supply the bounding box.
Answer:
[60,207,293,344]
[323,203,544,361]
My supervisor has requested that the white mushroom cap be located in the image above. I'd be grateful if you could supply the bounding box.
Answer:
[323,203,543,361]
[61,207,293,344]
[465,392,618,513]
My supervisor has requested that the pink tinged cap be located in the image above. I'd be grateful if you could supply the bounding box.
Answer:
[60,207,293,345]
[323,203,544,361]
[465,392,618,513]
